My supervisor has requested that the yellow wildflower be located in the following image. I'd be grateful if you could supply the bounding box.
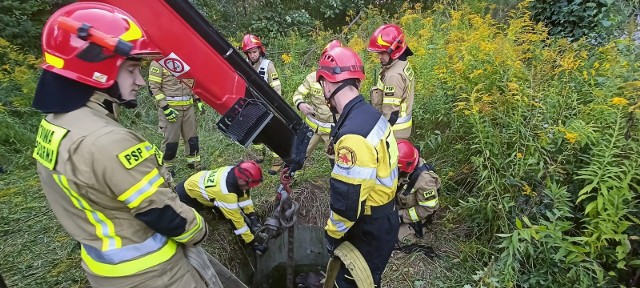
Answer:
[516,152,523,159]
[609,97,629,106]
[564,132,578,143]
[348,36,365,53]
[281,53,292,64]
[522,184,536,196]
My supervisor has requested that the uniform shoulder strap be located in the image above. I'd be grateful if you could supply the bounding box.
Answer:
[401,164,433,196]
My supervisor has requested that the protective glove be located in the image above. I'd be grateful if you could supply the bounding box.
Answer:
[409,221,424,239]
[247,213,262,234]
[325,232,342,256]
[249,239,268,255]
[388,110,399,126]
[195,98,205,114]
[162,105,178,122]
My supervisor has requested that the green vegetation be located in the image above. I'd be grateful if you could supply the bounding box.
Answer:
[1,0,639,287]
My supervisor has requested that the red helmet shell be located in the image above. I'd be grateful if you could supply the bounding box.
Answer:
[234,160,263,188]
[316,47,365,83]
[367,24,407,60]
[41,2,159,88]
[321,40,343,57]
[397,139,419,173]
[241,34,266,54]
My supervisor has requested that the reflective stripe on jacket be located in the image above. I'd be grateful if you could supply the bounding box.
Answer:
[33,92,207,278]
[371,60,415,133]
[183,167,255,243]
[293,72,334,124]
[325,95,399,240]
[148,61,196,108]
[251,57,282,96]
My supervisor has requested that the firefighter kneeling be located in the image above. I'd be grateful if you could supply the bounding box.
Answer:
[396,140,441,242]
[175,160,268,255]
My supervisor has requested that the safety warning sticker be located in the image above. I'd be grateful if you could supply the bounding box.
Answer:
[158,52,191,77]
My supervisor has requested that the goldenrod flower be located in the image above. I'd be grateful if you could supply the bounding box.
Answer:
[564,132,578,143]
[522,184,535,196]
[610,97,629,106]
[348,36,365,53]
[281,53,292,64]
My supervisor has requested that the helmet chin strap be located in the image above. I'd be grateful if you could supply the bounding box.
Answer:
[325,82,351,121]
[101,81,138,109]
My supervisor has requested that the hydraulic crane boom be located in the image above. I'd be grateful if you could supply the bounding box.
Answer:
[82,0,311,172]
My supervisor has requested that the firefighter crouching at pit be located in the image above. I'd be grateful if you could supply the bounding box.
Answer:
[292,40,343,166]
[175,160,268,255]
[318,47,400,287]
[148,60,204,175]
[396,140,440,242]
[367,24,416,140]
[242,34,284,175]
[31,3,211,287]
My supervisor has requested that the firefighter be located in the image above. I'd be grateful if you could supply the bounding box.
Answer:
[175,160,267,254]
[367,24,415,140]
[292,40,342,166]
[31,3,209,287]
[148,60,204,174]
[241,34,283,175]
[318,47,400,287]
[396,140,440,242]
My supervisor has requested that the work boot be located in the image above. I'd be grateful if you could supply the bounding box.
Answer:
[268,157,284,175]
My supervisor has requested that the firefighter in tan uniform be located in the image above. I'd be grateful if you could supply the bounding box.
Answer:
[367,24,416,140]
[175,160,268,254]
[317,47,400,287]
[292,40,342,165]
[396,140,440,242]
[148,60,204,173]
[31,4,210,287]
[241,34,284,174]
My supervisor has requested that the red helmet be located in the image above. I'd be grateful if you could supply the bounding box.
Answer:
[367,24,407,60]
[316,47,365,83]
[397,139,419,173]
[241,34,266,54]
[234,160,263,188]
[321,40,343,56]
[41,2,159,88]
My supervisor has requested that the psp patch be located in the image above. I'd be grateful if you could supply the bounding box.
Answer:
[118,142,154,169]
[336,146,356,170]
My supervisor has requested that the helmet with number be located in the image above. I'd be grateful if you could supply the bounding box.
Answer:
[234,160,263,188]
[367,24,406,60]
[316,47,365,83]
[397,139,419,173]
[321,40,343,56]
[41,2,159,88]
[241,34,266,54]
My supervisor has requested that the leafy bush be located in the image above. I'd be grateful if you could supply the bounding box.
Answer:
[0,0,73,53]
[529,0,638,44]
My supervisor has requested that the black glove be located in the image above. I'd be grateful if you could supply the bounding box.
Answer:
[247,213,262,234]
[409,221,424,239]
[325,232,342,256]
[249,239,268,255]
[388,110,399,126]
